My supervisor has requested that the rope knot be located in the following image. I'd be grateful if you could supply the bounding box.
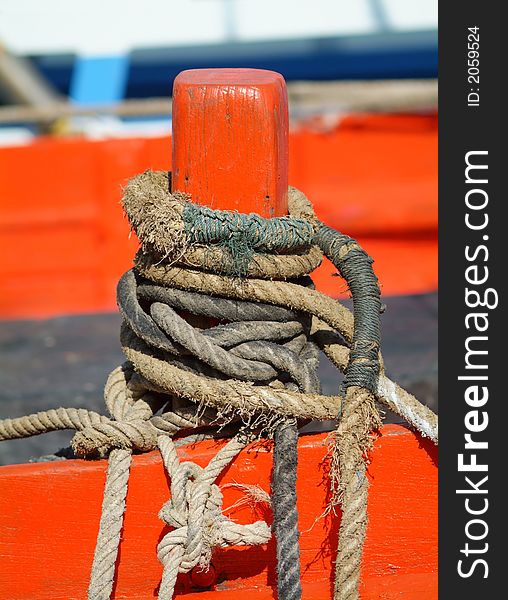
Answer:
[158,460,223,572]
[156,435,271,597]
[71,365,159,457]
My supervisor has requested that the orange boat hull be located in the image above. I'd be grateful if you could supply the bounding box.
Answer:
[0,425,437,599]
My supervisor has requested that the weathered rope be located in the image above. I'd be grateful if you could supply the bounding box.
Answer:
[87,447,132,600]
[332,387,381,600]
[0,170,439,600]
[130,259,437,443]
[117,264,323,600]
[157,433,271,599]
[272,419,302,598]
[310,317,438,443]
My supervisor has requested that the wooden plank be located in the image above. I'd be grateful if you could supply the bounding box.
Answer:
[0,425,437,599]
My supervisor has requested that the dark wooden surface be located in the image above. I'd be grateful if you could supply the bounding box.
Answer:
[0,293,437,465]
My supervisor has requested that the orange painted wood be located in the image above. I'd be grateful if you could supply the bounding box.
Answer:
[289,114,437,236]
[0,114,437,318]
[0,425,437,599]
[172,68,288,217]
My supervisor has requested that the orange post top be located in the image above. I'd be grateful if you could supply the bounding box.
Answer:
[171,68,289,217]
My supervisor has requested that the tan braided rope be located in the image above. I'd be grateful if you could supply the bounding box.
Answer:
[135,257,356,338]
[120,324,342,422]
[0,408,110,440]
[87,366,155,599]
[332,387,382,600]
[123,171,320,272]
[87,448,132,600]
[157,434,271,599]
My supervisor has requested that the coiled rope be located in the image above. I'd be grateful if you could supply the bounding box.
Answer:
[0,170,438,600]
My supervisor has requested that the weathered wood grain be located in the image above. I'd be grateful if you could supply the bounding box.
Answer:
[172,68,289,217]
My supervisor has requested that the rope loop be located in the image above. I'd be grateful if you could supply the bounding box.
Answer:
[123,171,381,395]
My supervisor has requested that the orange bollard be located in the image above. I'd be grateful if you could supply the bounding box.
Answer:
[172,68,288,217]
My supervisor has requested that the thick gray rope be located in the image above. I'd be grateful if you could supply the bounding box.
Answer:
[118,269,320,391]
[137,278,301,322]
[271,336,321,600]
[273,421,302,598]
